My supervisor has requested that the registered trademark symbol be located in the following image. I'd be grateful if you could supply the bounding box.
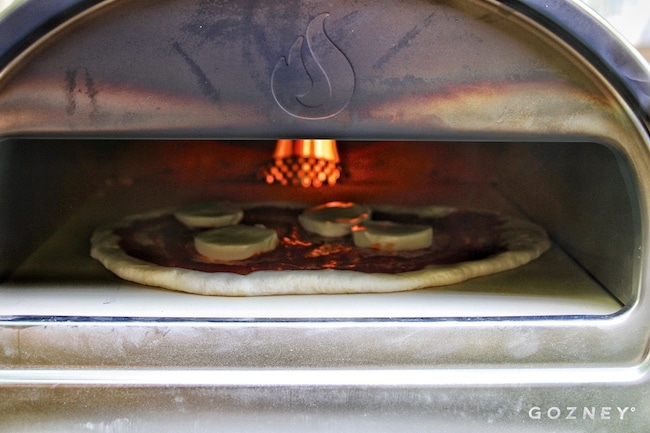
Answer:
[631,407,636,412]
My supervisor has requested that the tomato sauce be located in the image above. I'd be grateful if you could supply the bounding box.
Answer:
[116,206,507,275]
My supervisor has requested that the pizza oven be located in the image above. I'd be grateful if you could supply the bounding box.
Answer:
[1,0,650,431]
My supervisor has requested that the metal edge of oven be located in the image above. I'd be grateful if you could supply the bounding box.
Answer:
[1,0,650,431]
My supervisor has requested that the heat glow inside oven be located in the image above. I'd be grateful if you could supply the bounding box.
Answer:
[0,139,637,319]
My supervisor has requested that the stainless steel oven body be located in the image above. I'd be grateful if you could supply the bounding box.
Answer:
[1,0,650,431]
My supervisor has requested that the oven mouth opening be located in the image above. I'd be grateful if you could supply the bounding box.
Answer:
[0,139,638,320]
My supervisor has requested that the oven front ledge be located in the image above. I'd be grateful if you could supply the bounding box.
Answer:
[1,363,649,387]
[1,314,648,371]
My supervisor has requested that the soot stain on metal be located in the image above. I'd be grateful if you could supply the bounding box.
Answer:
[172,41,221,104]
[64,69,77,115]
[373,11,437,70]
[84,69,100,119]
[64,68,100,118]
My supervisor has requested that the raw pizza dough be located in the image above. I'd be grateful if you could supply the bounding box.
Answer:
[90,202,551,296]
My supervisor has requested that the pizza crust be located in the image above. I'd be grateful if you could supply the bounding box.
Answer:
[90,204,551,296]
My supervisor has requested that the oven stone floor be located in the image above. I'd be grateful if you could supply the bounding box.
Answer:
[0,181,622,319]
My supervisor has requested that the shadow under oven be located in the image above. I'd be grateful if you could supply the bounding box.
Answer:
[1,0,650,431]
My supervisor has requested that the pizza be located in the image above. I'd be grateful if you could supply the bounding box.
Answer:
[90,201,551,296]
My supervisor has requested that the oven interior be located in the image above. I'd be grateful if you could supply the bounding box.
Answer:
[0,138,637,318]
[0,0,646,320]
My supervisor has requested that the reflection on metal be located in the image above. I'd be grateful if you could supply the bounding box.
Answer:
[261,139,342,187]
[0,0,21,18]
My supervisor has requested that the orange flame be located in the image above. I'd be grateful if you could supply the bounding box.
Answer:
[262,139,343,187]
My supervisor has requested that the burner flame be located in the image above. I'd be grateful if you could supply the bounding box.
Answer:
[261,139,343,187]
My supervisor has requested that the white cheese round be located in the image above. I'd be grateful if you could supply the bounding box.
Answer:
[194,225,279,261]
[352,220,433,252]
[174,202,244,229]
[298,202,371,237]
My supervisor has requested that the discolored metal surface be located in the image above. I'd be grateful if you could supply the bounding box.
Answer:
[0,0,638,141]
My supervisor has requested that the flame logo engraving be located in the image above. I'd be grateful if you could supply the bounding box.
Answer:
[271,13,355,120]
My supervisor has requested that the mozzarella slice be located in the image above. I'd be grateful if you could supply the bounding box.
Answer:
[299,202,372,237]
[352,220,433,252]
[194,225,279,261]
[174,202,243,229]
